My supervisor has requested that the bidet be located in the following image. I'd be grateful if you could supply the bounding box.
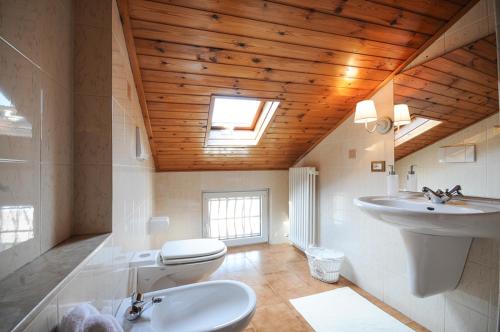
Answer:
[117,280,256,332]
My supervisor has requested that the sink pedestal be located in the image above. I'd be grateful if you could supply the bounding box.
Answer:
[400,230,472,297]
[355,195,500,297]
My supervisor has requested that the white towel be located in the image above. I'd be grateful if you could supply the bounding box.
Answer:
[60,303,99,332]
[60,303,123,332]
[82,314,124,332]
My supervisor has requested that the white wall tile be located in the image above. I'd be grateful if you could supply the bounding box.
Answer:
[445,299,489,332]
[446,261,494,316]
[153,170,289,247]
[411,294,446,332]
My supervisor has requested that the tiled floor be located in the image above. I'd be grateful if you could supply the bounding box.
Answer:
[205,243,428,332]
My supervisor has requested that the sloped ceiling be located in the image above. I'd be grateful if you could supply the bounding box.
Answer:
[394,34,498,160]
[117,0,477,171]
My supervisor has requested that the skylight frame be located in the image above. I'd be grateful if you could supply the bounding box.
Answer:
[205,95,280,147]
[394,116,442,147]
[210,96,264,131]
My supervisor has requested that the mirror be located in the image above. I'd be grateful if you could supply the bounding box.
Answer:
[393,34,499,197]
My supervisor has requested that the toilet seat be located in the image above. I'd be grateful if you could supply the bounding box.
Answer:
[160,239,227,265]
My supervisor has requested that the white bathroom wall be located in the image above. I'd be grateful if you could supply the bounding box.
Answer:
[296,81,499,332]
[396,114,500,198]
[153,170,289,248]
[110,0,155,312]
[0,0,74,280]
[111,0,154,252]
[23,1,156,329]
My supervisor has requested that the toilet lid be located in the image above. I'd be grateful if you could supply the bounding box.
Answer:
[162,246,227,265]
[160,239,226,261]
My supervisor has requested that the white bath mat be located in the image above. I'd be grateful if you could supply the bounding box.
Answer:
[290,287,413,332]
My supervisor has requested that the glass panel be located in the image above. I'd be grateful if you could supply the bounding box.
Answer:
[395,117,442,147]
[206,195,262,240]
[0,205,35,251]
[211,97,261,129]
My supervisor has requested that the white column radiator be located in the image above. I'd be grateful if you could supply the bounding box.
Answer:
[289,167,318,251]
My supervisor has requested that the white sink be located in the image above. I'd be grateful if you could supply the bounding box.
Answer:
[354,195,500,238]
[117,280,256,332]
[354,194,500,297]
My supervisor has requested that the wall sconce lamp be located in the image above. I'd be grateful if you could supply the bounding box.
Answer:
[354,100,393,134]
[393,104,412,128]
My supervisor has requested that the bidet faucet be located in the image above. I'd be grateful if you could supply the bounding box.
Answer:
[125,292,163,321]
[422,185,463,204]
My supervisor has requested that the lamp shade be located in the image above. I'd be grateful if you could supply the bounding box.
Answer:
[394,104,411,127]
[354,100,377,124]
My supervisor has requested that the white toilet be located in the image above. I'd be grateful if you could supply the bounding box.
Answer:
[130,238,227,293]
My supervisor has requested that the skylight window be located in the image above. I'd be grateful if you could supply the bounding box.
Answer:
[206,96,280,147]
[395,117,442,147]
[211,97,261,130]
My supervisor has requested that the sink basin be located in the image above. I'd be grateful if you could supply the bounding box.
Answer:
[354,194,500,297]
[117,280,256,332]
[354,195,500,238]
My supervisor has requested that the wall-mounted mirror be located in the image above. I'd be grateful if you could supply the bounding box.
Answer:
[394,33,499,197]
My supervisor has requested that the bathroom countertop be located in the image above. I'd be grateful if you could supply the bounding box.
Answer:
[0,234,110,332]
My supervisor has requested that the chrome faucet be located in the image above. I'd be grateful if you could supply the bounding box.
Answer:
[422,185,463,204]
[125,292,163,321]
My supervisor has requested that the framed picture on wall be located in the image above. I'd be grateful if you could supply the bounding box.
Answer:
[371,161,386,172]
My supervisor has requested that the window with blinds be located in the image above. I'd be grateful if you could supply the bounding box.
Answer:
[202,190,269,246]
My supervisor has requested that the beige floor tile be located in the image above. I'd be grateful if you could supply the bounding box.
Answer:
[265,271,309,292]
[251,303,313,332]
[242,322,256,331]
[275,284,319,302]
[252,284,284,307]
[217,243,417,332]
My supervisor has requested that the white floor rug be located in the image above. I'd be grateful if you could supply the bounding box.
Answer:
[290,287,413,332]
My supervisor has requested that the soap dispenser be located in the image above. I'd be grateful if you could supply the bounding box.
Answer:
[406,165,417,192]
[387,165,399,196]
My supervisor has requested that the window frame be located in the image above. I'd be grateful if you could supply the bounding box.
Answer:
[205,95,280,147]
[210,97,265,131]
[395,116,442,147]
[201,189,269,247]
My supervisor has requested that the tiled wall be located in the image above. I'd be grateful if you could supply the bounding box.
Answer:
[20,1,155,330]
[110,0,155,299]
[154,170,289,248]
[396,114,500,198]
[296,82,499,331]
[73,0,113,234]
[0,0,74,280]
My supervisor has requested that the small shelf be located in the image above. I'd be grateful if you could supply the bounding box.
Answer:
[0,233,110,332]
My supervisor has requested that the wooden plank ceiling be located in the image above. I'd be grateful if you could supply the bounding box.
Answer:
[118,0,476,171]
[394,34,498,160]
